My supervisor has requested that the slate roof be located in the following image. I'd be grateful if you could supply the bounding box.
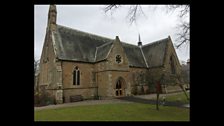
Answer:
[95,42,113,62]
[52,24,169,68]
[142,38,168,68]
[53,25,112,62]
[121,42,147,67]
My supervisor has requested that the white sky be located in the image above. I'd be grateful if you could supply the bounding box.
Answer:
[34,5,189,62]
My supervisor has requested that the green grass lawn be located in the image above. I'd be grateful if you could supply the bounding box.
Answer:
[35,103,189,121]
[164,92,190,104]
[154,92,190,104]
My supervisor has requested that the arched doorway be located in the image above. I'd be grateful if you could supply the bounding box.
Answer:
[115,77,125,97]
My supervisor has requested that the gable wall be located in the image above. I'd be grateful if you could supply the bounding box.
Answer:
[106,39,129,71]
[61,61,97,102]
[163,38,181,75]
[38,32,58,91]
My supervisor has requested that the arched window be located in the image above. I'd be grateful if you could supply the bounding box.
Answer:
[73,66,80,85]
[170,56,176,74]
[115,77,125,96]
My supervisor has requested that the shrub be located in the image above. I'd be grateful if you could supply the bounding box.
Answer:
[34,91,55,106]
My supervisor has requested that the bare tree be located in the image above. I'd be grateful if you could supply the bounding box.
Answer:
[104,5,145,25]
[167,5,189,18]
[104,5,121,13]
[34,58,40,84]
[103,5,189,49]
[34,58,40,73]
[34,58,40,88]
[167,5,189,48]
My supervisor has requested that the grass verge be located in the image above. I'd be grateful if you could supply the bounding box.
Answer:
[35,103,189,121]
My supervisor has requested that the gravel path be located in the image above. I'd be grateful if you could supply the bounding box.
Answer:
[35,99,133,111]
[35,92,189,111]
[133,91,187,100]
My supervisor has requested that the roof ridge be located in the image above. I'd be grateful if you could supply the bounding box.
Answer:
[57,24,169,49]
[121,41,138,47]
[57,24,114,41]
[105,44,114,60]
[57,24,143,47]
[95,42,113,62]
[139,47,149,68]
[142,38,168,47]
[97,41,113,48]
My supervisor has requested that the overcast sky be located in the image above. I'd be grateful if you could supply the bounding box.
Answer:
[34,5,189,63]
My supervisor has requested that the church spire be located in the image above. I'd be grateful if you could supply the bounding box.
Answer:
[138,34,141,42]
[47,5,57,31]
[138,33,142,47]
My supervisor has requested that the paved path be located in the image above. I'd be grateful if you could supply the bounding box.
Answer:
[35,99,133,111]
[35,92,189,111]
[130,92,190,108]
[117,96,189,108]
[133,92,188,99]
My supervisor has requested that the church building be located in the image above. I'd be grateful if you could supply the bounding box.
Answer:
[36,5,182,104]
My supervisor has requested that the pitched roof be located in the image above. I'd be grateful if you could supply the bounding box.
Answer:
[95,42,113,62]
[142,38,169,68]
[53,25,112,62]
[52,24,169,68]
[121,42,147,67]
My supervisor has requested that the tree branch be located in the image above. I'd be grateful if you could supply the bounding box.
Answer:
[103,5,190,49]
[104,5,120,13]
[175,21,190,48]
[126,5,139,24]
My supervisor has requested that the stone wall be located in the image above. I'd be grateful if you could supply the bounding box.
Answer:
[128,67,148,94]
[37,34,183,104]
[63,88,97,103]
[94,37,131,98]
[38,31,60,102]
[163,37,181,76]
[61,61,97,102]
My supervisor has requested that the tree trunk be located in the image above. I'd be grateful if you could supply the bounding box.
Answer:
[179,84,189,100]
[156,92,159,110]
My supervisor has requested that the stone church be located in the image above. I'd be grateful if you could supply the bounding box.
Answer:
[36,5,182,104]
